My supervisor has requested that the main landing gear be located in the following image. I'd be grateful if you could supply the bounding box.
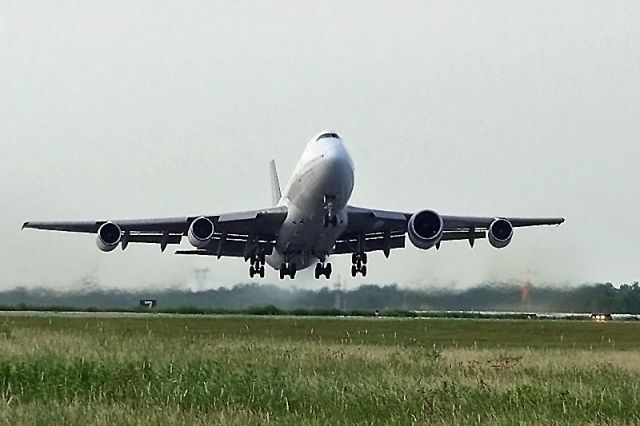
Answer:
[351,252,367,277]
[314,262,332,279]
[279,263,297,279]
[249,255,265,278]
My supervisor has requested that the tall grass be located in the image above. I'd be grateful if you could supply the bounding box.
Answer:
[0,315,639,424]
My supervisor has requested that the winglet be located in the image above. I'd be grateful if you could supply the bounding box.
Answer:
[21,222,29,230]
[269,159,282,206]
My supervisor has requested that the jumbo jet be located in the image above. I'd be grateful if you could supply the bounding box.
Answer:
[23,131,564,280]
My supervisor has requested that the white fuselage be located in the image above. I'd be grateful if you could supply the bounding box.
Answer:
[266,133,354,271]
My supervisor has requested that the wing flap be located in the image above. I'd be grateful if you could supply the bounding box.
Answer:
[176,235,275,259]
[333,233,405,255]
[440,230,486,241]
[126,234,183,245]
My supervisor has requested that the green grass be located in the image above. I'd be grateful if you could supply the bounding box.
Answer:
[0,315,639,425]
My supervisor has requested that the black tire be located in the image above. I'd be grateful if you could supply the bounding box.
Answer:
[249,265,255,278]
[362,253,368,264]
[351,265,357,277]
[326,263,332,275]
[259,267,265,278]
[361,265,367,277]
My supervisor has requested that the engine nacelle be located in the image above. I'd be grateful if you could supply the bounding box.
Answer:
[408,210,444,250]
[488,218,513,249]
[188,216,215,248]
[96,222,122,252]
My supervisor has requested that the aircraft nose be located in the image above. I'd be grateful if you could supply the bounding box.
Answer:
[320,141,353,185]
[323,141,351,169]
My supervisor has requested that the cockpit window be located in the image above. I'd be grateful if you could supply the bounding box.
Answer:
[317,133,340,141]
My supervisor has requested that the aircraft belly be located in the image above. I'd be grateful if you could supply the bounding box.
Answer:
[267,206,347,271]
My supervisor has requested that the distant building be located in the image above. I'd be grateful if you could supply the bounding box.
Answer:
[139,299,157,308]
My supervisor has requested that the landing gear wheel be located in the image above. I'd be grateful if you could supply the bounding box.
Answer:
[314,263,321,279]
[289,264,297,279]
[249,265,255,278]
[325,263,332,276]
[280,262,297,279]
[259,266,265,278]
[350,253,369,277]
[352,252,367,264]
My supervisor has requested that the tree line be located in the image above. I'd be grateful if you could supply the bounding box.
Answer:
[1,281,639,313]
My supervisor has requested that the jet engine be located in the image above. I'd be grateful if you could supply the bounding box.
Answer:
[488,218,513,248]
[188,216,215,248]
[96,222,122,252]
[408,210,444,250]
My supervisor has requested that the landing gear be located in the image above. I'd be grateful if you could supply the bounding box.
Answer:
[279,263,297,279]
[323,214,338,227]
[351,253,368,277]
[314,262,332,279]
[323,195,338,227]
[249,255,266,278]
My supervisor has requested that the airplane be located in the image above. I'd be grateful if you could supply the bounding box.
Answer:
[23,131,565,280]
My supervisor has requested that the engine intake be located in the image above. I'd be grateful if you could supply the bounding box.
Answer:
[189,216,215,248]
[488,218,513,249]
[408,210,444,250]
[96,222,122,252]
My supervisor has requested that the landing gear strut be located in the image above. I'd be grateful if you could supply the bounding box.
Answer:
[249,255,265,278]
[323,214,338,227]
[351,252,367,277]
[323,195,338,227]
[279,263,297,279]
[314,262,332,279]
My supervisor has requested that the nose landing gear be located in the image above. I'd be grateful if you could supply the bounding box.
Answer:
[323,195,338,227]
[351,252,368,277]
[314,262,332,279]
[323,214,338,227]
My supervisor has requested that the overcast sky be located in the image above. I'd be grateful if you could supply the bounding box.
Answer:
[2,1,639,290]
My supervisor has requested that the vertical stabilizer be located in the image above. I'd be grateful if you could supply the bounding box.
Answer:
[269,159,282,206]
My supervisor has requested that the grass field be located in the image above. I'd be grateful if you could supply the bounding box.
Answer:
[0,314,639,425]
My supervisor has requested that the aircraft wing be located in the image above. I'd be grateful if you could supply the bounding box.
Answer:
[23,206,288,259]
[337,205,564,256]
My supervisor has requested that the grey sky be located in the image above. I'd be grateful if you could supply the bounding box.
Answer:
[2,1,639,290]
